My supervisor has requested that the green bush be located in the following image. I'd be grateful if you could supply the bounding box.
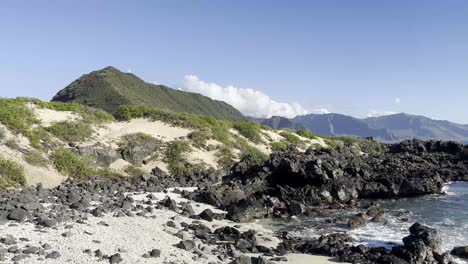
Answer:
[296,130,319,140]
[24,151,49,167]
[187,129,211,149]
[241,145,269,165]
[0,98,39,134]
[0,127,6,141]
[270,141,288,152]
[164,140,192,176]
[17,98,115,124]
[51,148,96,179]
[167,162,193,177]
[119,132,161,149]
[332,136,384,155]
[280,131,303,145]
[0,158,26,188]
[323,137,339,148]
[115,105,233,144]
[124,165,146,177]
[26,127,52,150]
[5,139,21,151]
[46,121,94,142]
[95,167,122,178]
[217,146,236,167]
[236,137,269,165]
[233,122,263,143]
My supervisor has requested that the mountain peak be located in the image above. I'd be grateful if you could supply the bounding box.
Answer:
[51,68,246,121]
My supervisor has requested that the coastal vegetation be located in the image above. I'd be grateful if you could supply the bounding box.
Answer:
[0,158,26,188]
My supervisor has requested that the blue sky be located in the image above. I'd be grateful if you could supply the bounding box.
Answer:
[1,1,467,122]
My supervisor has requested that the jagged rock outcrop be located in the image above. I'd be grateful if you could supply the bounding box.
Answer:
[190,140,468,222]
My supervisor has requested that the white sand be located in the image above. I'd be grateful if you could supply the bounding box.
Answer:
[90,119,192,148]
[0,189,284,264]
[31,105,81,126]
[274,254,342,264]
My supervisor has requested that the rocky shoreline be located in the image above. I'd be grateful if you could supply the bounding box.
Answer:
[1,139,468,263]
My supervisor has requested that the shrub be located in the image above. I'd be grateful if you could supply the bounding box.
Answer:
[187,129,211,149]
[0,158,26,188]
[0,98,39,134]
[270,141,288,152]
[296,130,319,140]
[119,132,161,149]
[217,146,236,167]
[50,148,96,179]
[26,127,52,150]
[95,167,122,178]
[46,121,94,142]
[164,140,192,176]
[0,127,6,141]
[124,165,147,177]
[167,162,193,177]
[5,139,21,151]
[240,145,269,165]
[24,151,49,167]
[323,138,339,148]
[164,140,191,163]
[17,98,115,124]
[115,105,233,144]
[233,122,263,143]
[280,131,303,145]
[236,137,269,165]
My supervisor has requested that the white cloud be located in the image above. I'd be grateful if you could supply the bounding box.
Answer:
[367,110,397,118]
[182,75,309,118]
[394,97,401,104]
[313,108,330,114]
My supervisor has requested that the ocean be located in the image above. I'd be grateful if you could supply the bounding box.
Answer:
[263,182,468,261]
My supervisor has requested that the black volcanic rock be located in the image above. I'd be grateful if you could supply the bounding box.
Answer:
[190,139,468,222]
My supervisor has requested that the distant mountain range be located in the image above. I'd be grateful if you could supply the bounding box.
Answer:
[52,66,247,121]
[258,113,468,142]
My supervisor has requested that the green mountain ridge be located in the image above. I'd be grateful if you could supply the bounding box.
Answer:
[52,66,246,121]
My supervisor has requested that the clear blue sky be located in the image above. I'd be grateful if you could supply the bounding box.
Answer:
[1,1,467,122]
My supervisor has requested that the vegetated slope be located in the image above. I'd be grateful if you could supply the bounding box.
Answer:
[364,113,468,141]
[0,98,335,189]
[52,66,246,121]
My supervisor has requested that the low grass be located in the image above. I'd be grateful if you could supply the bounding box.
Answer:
[115,105,233,144]
[296,130,319,140]
[124,164,146,177]
[5,139,21,151]
[233,122,263,143]
[332,136,384,155]
[119,132,161,149]
[51,148,96,179]
[24,151,49,167]
[236,136,269,165]
[0,98,40,135]
[216,146,236,168]
[46,121,94,142]
[187,129,211,149]
[280,131,303,145]
[0,98,110,149]
[0,127,6,141]
[164,140,192,176]
[18,98,115,124]
[270,141,288,152]
[95,167,122,178]
[0,158,26,188]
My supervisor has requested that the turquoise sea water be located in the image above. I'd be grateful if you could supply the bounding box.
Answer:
[264,183,468,254]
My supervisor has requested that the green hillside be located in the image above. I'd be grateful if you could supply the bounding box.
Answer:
[52,66,246,121]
